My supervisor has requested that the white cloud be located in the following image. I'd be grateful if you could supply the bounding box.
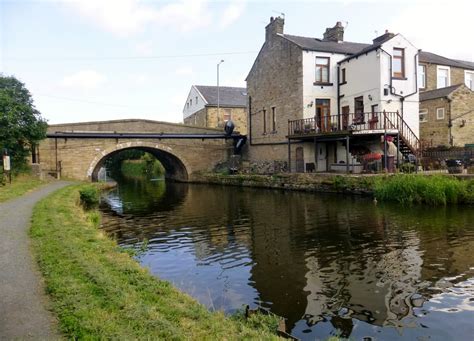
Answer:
[175,66,194,76]
[390,0,473,60]
[219,0,246,29]
[65,0,212,37]
[61,70,107,90]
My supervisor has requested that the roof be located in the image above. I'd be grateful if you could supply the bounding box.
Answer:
[194,85,247,107]
[419,84,463,101]
[420,51,474,70]
[280,34,370,55]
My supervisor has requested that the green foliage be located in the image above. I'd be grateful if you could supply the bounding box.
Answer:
[0,75,47,170]
[79,186,99,209]
[374,174,473,205]
[29,185,282,339]
[399,162,416,173]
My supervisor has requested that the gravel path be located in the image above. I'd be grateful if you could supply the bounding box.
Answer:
[0,181,71,340]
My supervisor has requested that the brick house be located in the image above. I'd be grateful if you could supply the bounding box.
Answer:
[246,17,420,173]
[418,52,474,147]
[183,85,247,133]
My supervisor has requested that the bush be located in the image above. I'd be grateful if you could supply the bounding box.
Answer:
[79,186,99,209]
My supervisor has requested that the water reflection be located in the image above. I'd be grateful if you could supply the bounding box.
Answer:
[100,180,474,340]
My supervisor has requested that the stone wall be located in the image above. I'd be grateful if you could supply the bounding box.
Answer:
[419,97,450,147]
[246,17,303,166]
[420,63,467,92]
[449,86,474,147]
[183,108,207,127]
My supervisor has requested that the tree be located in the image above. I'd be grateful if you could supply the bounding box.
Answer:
[0,75,47,171]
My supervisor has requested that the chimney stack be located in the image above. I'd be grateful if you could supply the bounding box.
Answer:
[323,22,344,42]
[373,30,395,45]
[265,16,284,42]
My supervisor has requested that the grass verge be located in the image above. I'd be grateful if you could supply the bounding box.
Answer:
[0,174,46,202]
[374,174,474,205]
[30,184,281,339]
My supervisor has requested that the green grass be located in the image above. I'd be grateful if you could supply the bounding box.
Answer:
[0,173,46,202]
[374,174,474,205]
[30,184,281,339]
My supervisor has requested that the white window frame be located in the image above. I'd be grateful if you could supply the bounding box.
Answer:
[436,107,445,120]
[419,109,428,123]
[465,70,474,90]
[418,64,426,89]
[437,66,450,88]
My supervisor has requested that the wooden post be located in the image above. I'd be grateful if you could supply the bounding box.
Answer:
[346,136,350,174]
[397,131,400,171]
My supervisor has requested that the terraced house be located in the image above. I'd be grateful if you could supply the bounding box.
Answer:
[418,52,474,147]
[246,17,420,173]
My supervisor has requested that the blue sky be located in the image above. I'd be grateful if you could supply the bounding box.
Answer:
[1,0,472,124]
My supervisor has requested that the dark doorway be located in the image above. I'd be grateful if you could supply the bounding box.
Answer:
[295,147,304,173]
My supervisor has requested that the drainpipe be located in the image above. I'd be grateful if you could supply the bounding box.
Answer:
[248,96,252,145]
[337,65,341,130]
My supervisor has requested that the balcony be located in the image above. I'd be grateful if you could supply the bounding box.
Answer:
[288,110,420,156]
[287,111,404,138]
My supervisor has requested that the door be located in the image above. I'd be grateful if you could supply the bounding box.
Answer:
[342,106,349,130]
[316,99,331,132]
[354,96,364,124]
[296,147,304,173]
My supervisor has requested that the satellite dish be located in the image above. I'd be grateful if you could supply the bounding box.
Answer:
[224,120,235,136]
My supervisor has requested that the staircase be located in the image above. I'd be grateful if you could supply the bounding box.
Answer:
[384,111,420,160]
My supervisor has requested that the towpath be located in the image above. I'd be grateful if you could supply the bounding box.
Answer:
[0,181,71,339]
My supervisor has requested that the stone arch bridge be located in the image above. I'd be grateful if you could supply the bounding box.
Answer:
[38,119,242,181]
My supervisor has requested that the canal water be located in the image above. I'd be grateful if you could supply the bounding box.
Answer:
[99,178,474,340]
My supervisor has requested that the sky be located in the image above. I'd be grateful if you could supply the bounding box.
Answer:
[1,0,473,124]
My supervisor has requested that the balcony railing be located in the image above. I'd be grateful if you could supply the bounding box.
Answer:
[288,111,419,154]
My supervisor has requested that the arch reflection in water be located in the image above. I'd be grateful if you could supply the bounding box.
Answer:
[100,179,474,341]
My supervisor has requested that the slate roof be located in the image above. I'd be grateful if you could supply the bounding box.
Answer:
[281,34,370,55]
[419,84,463,101]
[420,51,474,70]
[194,85,247,107]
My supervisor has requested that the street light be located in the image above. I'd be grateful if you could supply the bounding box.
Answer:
[217,60,224,123]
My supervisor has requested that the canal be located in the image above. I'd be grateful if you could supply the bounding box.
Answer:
[100,178,474,340]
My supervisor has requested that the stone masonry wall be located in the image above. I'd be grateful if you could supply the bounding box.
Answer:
[246,21,303,166]
[449,86,474,147]
[419,97,450,147]
[183,108,207,127]
[420,63,467,92]
[206,107,248,134]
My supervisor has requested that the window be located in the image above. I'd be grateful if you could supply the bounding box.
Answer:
[196,96,198,104]
[315,57,330,83]
[419,109,428,123]
[316,99,330,132]
[436,107,445,120]
[437,67,450,88]
[223,109,231,122]
[418,65,426,89]
[341,68,346,83]
[465,71,474,90]
[271,107,276,132]
[354,96,364,123]
[190,99,192,106]
[263,109,267,134]
[392,48,405,78]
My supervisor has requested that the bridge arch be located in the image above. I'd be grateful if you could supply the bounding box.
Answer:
[87,141,189,182]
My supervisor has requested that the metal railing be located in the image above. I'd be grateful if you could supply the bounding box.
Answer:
[288,111,420,155]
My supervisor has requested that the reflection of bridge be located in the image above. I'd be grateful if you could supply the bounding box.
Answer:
[38,119,242,181]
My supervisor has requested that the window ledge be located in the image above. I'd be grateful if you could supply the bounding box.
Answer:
[392,77,407,80]
[339,81,347,85]
[314,82,333,86]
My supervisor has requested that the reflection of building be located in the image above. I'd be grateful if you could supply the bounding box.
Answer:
[182,85,247,133]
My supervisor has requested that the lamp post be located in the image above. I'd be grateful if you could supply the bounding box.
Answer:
[217,60,224,122]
